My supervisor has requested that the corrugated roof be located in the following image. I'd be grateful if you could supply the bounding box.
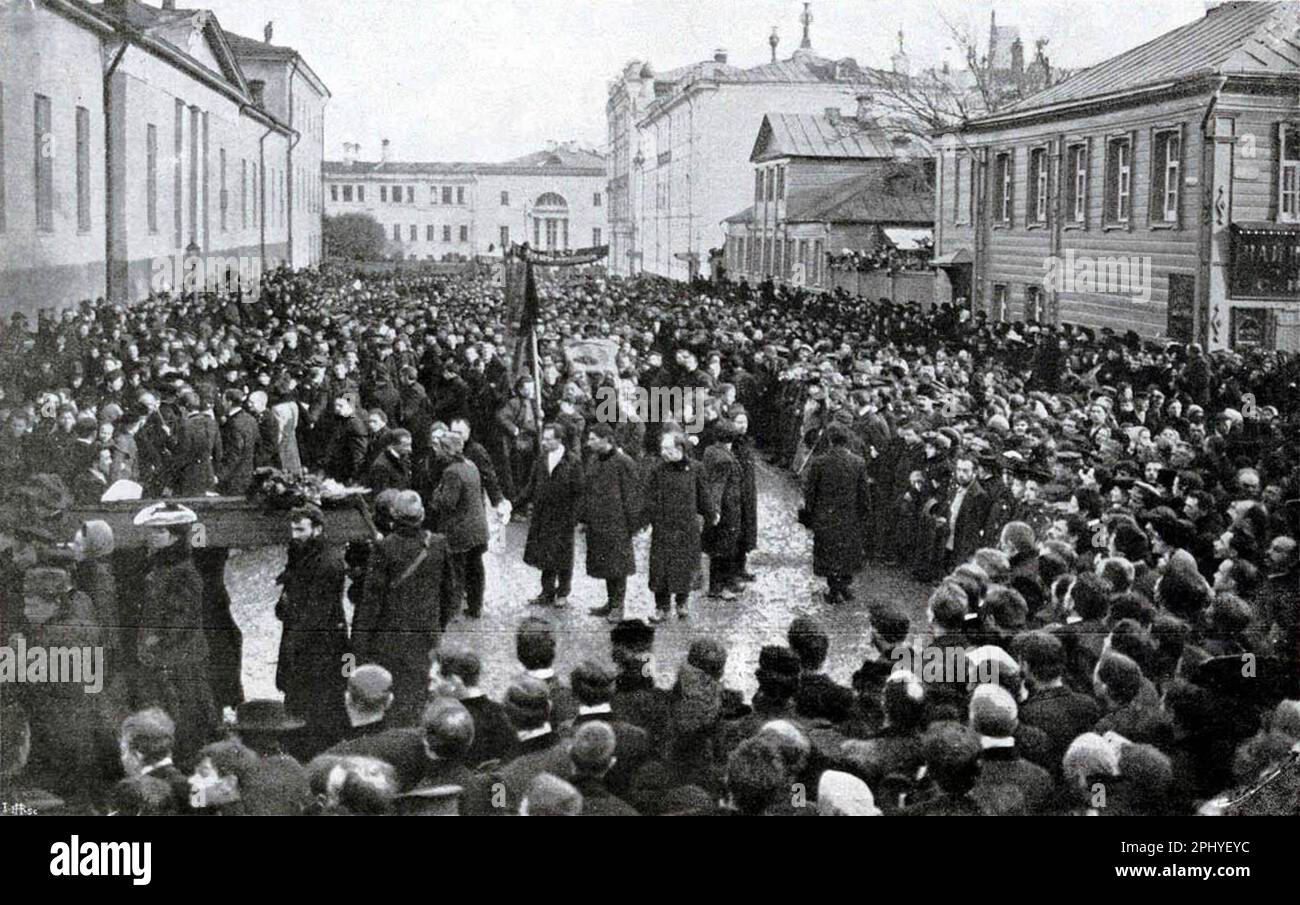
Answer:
[753,112,927,162]
[1003,1,1299,114]
[784,163,932,224]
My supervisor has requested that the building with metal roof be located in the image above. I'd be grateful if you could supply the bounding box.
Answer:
[932,1,1300,351]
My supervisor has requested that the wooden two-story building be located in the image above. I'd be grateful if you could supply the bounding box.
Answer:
[722,103,932,290]
[932,1,1300,352]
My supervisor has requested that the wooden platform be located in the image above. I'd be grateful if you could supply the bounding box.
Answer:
[65,496,374,548]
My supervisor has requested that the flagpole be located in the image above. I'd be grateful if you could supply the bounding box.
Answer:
[525,250,545,446]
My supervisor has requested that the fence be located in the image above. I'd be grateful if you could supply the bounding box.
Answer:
[825,268,936,309]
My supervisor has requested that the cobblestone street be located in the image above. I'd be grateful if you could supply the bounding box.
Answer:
[228,457,935,702]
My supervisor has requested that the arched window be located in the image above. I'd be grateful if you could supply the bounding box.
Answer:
[532,193,570,250]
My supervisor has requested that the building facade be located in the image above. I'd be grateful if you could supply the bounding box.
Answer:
[0,0,325,315]
[323,143,606,260]
[932,1,1300,352]
[225,24,330,269]
[606,6,890,281]
[723,106,932,291]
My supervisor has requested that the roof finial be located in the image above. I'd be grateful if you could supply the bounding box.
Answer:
[898,28,904,54]
[769,26,780,64]
[800,2,813,50]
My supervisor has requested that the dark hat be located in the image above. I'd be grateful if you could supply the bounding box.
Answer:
[504,676,552,728]
[610,618,655,653]
[570,659,616,704]
[233,699,305,734]
[756,645,802,684]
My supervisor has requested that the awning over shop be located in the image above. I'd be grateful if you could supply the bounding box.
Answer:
[932,248,972,266]
[881,227,933,250]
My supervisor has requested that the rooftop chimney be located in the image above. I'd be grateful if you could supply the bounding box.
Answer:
[854,93,875,125]
[161,0,175,10]
[248,79,265,107]
[768,27,779,64]
[263,21,273,43]
[342,142,358,166]
[800,2,813,50]
[713,48,728,64]
[380,139,391,163]
[824,107,841,127]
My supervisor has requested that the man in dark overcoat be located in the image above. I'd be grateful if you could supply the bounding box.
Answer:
[355,491,457,726]
[803,423,869,604]
[217,388,260,494]
[641,431,715,622]
[521,423,584,607]
[702,421,743,599]
[276,505,350,758]
[581,424,640,619]
[133,502,217,765]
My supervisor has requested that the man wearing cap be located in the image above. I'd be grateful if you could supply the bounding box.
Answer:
[276,505,350,756]
[968,684,1052,815]
[356,490,457,726]
[133,502,217,765]
[499,676,573,805]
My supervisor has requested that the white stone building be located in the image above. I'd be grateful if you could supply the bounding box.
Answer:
[323,142,607,260]
[605,4,889,281]
[0,0,327,314]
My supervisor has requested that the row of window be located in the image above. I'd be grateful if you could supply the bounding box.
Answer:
[14,93,92,234]
[726,232,824,285]
[754,164,787,203]
[384,223,604,250]
[330,184,603,208]
[954,123,1300,230]
[10,88,308,241]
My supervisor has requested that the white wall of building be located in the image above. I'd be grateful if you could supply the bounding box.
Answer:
[0,3,108,313]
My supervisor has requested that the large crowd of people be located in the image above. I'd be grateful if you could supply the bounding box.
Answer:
[1,263,1297,815]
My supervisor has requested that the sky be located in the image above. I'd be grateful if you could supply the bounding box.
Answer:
[202,0,1219,164]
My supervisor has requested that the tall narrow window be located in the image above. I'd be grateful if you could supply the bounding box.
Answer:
[1151,129,1181,224]
[1282,124,1300,223]
[381,185,387,203]
[953,153,969,224]
[459,225,468,242]
[455,186,464,205]
[1106,136,1132,224]
[501,191,509,206]
[219,147,227,231]
[427,224,434,241]
[409,224,417,241]
[146,124,158,233]
[241,159,248,229]
[1065,143,1087,225]
[776,166,785,200]
[593,192,602,207]
[409,186,416,204]
[755,170,763,201]
[75,106,91,232]
[174,99,184,246]
[1028,147,1047,224]
[442,186,453,205]
[34,94,53,231]
[593,227,602,246]
[0,84,6,232]
[443,224,451,242]
[393,224,401,241]
[993,284,1009,321]
[343,185,353,203]
[500,226,509,248]
[330,183,337,202]
[996,151,1013,224]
